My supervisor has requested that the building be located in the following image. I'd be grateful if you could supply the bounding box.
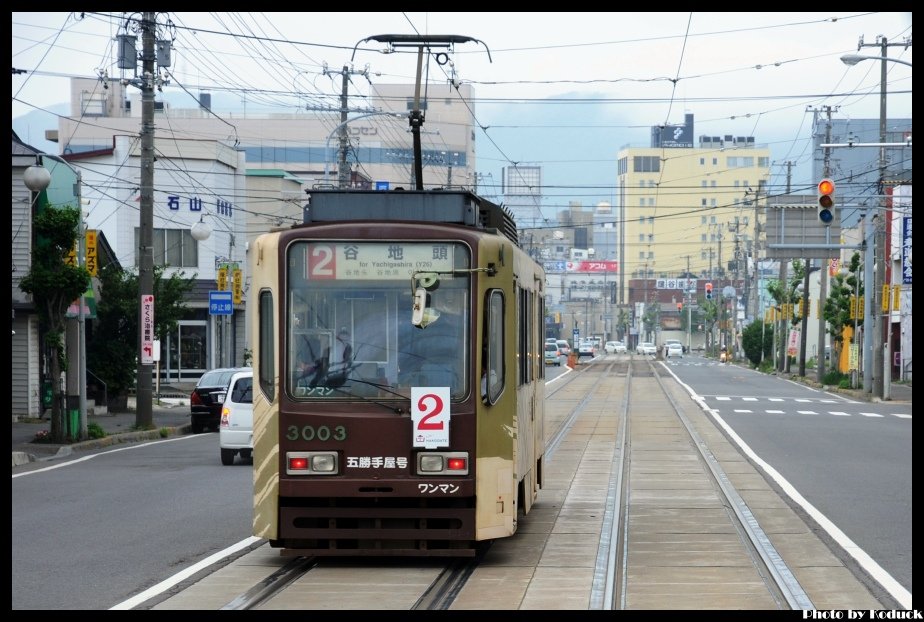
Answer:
[12,132,45,418]
[54,79,476,191]
[45,78,477,381]
[617,114,771,309]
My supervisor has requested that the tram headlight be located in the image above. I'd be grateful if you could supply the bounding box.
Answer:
[418,455,444,472]
[286,451,339,475]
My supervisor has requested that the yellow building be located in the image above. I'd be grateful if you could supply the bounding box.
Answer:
[615,115,770,305]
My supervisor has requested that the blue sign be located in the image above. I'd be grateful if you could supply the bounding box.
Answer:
[209,291,233,315]
[902,216,912,285]
[572,328,580,340]
[375,180,390,191]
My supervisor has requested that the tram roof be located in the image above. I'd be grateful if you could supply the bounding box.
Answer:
[302,189,518,245]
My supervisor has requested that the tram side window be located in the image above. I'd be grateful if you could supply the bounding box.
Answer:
[483,290,505,404]
[258,290,274,400]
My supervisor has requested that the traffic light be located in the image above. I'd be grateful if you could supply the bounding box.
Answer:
[817,178,835,224]
[705,282,713,300]
[677,302,683,312]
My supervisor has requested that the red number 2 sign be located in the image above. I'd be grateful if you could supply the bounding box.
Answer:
[411,387,450,448]
[306,244,336,279]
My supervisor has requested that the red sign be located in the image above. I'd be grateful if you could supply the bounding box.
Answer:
[565,260,618,273]
[140,295,155,364]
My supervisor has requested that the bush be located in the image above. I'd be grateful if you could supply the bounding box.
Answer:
[838,378,852,389]
[159,427,170,438]
[822,369,847,386]
[87,422,107,439]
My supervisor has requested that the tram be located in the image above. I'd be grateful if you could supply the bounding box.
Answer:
[250,189,546,556]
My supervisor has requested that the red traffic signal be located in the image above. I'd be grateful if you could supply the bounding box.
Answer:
[817,178,835,223]
[705,282,713,300]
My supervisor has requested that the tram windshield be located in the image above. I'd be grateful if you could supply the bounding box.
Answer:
[287,241,470,401]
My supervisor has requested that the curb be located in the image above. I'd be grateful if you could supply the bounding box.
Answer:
[11,423,192,467]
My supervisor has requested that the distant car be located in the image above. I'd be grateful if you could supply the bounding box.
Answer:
[555,340,571,356]
[578,340,596,358]
[190,367,250,434]
[636,342,657,355]
[544,342,562,366]
[545,337,558,345]
[663,339,683,357]
[605,341,627,354]
[219,369,253,465]
[665,342,684,359]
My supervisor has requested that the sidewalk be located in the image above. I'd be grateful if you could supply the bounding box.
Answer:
[12,391,194,468]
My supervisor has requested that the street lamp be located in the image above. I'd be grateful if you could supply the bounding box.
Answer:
[840,54,912,68]
[840,41,911,399]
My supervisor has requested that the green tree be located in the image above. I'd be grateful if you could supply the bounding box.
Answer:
[19,206,91,442]
[741,318,773,367]
[823,252,863,366]
[616,308,629,341]
[88,264,195,409]
[766,260,806,372]
[700,298,718,354]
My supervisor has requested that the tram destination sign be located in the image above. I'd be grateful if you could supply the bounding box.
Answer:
[300,242,457,281]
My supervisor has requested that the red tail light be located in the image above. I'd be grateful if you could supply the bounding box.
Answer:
[190,391,202,405]
[288,456,309,471]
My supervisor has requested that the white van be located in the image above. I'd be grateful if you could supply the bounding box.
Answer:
[219,368,253,466]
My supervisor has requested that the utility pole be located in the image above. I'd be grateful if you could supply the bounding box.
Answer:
[816,105,837,382]
[323,64,371,189]
[136,13,156,430]
[857,35,905,399]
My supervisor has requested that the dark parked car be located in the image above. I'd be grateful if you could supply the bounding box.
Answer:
[190,367,249,433]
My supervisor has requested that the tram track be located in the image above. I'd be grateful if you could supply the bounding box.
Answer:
[152,354,881,610]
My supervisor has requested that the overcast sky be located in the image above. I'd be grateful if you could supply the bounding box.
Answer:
[12,12,912,213]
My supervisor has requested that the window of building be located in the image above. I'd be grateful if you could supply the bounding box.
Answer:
[701,216,707,224]
[632,156,660,173]
[648,234,654,243]
[647,251,654,259]
[700,157,705,165]
[639,234,645,242]
[647,216,654,224]
[648,198,655,206]
[701,199,707,206]
[711,199,717,207]
[712,157,718,165]
[701,180,707,188]
[134,228,199,268]
[710,216,717,224]
[701,234,707,243]
[639,198,645,206]
[710,180,717,187]
[639,251,645,260]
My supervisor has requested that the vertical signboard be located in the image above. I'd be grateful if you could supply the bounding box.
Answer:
[140,294,155,364]
[232,267,243,304]
[85,230,98,277]
[902,216,912,285]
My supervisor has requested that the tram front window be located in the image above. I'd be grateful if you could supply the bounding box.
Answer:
[287,241,470,400]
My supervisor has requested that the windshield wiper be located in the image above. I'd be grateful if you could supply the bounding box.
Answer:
[323,381,408,415]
